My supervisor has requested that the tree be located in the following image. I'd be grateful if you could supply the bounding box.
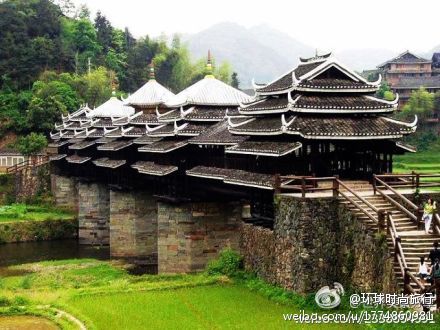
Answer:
[0,0,64,89]
[377,81,394,99]
[434,91,440,118]
[16,133,48,156]
[94,11,113,54]
[216,61,232,84]
[231,72,239,88]
[402,87,435,120]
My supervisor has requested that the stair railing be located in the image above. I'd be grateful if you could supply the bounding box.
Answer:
[6,155,49,174]
[373,175,422,229]
[433,213,440,236]
[386,212,426,294]
[336,179,385,230]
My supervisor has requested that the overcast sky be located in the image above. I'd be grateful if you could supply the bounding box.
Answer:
[71,0,439,53]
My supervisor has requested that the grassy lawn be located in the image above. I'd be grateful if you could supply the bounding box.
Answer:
[68,285,352,330]
[0,258,438,329]
[0,204,75,223]
[394,150,440,174]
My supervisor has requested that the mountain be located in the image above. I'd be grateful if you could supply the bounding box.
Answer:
[183,22,314,88]
[184,22,439,88]
[336,48,398,71]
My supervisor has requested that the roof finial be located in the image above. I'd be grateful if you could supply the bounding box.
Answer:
[315,48,318,57]
[148,62,156,81]
[205,50,214,78]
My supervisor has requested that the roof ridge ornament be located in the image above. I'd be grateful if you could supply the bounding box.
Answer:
[148,62,156,81]
[180,106,195,117]
[174,121,188,133]
[227,117,255,128]
[204,50,215,78]
[281,114,296,132]
[382,114,418,128]
[146,124,166,133]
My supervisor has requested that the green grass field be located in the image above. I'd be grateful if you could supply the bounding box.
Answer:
[0,204,75,223]
[0,259,438,329]
[394,150,440,174]
[68,285,354,330]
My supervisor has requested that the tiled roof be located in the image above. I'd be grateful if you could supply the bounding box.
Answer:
[112,117,129,126]
[67,138,84,144]
[132,135,160,145]
[123,127,145,137]
[138,139,188,153]
[130,113,160,125]
[88,128,105,138]
[229,116,287,135]
[97,139,133,151]
[297,78,376,90]
[125,79,175,107]
[95,137,117,144]
[93,118,114,127]
[157,109,180,122]
[166,76,251,107]
[92,157,126,169]
[66,155,91,164]
[256,61,323,93]
[378,51,430,68]
[48,140,69,148]
[177,123,211,136]
[68,113,88,122]
[184,107,226,121]
[240,97,289,114]
[87,97,135,118]
[68,140,96,150]
[393,76,440,89]
[0,149,22,156]
[189,121,247,145]
[146,125,175,137]
[186,166,275,190]
[292,95,395,112]
[104,128,122,138]
[226,141,302,157]
[63,121,81,129]
[49,154,67,161]
[286,116,416,138]
[131,161,178,176]
[229,115,416,139]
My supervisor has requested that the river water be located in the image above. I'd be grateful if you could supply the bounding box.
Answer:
[0,239,109,267]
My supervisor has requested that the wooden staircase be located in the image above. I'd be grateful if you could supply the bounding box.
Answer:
[341,193,439,290]
[278,172,440,300]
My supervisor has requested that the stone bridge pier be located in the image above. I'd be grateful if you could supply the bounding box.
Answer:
[109,189,157,265]
[51,175,242,272]
[77,181,110,245]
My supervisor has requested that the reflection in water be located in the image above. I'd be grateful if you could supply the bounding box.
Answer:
[0,239,109,267]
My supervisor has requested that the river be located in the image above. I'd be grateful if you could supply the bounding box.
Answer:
[0,239,109,267]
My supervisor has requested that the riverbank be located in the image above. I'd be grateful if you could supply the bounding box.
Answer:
[0,218,77,243]
[1,257,438,329]
[0,204,77,243]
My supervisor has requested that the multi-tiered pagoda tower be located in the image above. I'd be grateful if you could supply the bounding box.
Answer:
[187,52,416,188]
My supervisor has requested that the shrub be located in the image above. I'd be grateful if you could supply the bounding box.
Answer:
[207,248,242,276]
[13,296,30,306]
[0,296,10,307]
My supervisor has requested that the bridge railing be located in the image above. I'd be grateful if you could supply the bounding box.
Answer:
[6,155,49,174]
[374,172,440,191]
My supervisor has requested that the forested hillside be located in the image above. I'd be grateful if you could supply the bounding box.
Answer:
[0,0,235,149]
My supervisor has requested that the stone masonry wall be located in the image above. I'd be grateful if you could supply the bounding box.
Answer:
[240,195,397,294]
[158,201,241,273]
[51,174,78,211]
[110,190,157,265]
[77,181,110,245]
